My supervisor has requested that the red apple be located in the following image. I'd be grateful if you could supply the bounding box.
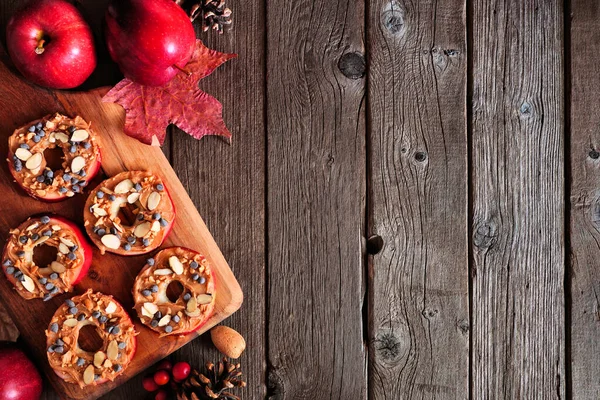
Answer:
[0,343,42,400]
[6,0,97,89]
[105,0,196,86]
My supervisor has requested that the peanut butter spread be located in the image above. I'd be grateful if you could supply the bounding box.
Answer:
[46,290,136,388]
[7,113,101,199]
[133,247,215,337]
[84,171,175,255]
[2,216,87,301]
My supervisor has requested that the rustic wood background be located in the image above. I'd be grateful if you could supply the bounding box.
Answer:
[1,0,599,398]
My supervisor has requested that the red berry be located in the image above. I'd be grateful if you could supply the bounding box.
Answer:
[155,390,168,400]
[155,359,173,371]
[172,361,191,381]
[142,376,159,392]
[153,370,170,386]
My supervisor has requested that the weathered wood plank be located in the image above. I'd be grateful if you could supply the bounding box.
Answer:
[168,4,267,400]
[471,1,565,398]
[569,1,600,398]
[367,1,469,398]
[266,0,367,398]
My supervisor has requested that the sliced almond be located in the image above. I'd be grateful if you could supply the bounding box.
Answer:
[83,365,95,385]
[45,120,55,129]
[101,234,121,249]
[15,148,32,161]
[58,243,70,255]
[134,222,151,238]
[54,132,69,143]
[71,156,85,173]
[168,256,184,275]
[25,153,42,170]
[21,275,35,293]
[52,224,61,231]
[114,179,133,194]
[197,294,213,305]
[151,221,161,232]
[146,192,161,211]
[103,359,113,369]
[50,261,66,273]
[127,192,140,204]
[92,205,107,217]
[158,314,171,327]
[154,269,172,276]
[143,302,158,316]
[107,340,119,360]
[93,351,106,368]
[186,296,197,313]
[105,301,117,314]
[70,129,89,142]
[64,318,78,327]
[60,238,75,247]
[141,305,154,319]
[185,309,201,317]
[26,222,39,231]
[33,236,49,246]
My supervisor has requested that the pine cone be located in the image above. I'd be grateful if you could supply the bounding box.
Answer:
[177,358,246,400]
[175,0,233,34]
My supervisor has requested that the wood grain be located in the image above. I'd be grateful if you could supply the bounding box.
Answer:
[169,3,267,398]
[265,0,367,398]
[471,1,565,398]
[0,49,242,399]
[367,1,469,398]
[568,1,600,398]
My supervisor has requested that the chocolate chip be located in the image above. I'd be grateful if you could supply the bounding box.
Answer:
[151,320,158,327]
[123,243,131,251]
[134,183,142,191]
[33,135,41,143]
[156,184,164,191]
[147,258,155,266]
[68,252,76,260]
[110,227,118,235]
[66,299,75,307]
[68,126,76,133]
[142,290,151,297]
[112,326,120,334]
[36,175,45,183]
[77,314,86,321]
[38,277,47,284]
[16,251,25,258]
[172,315,180,323]
[92,311,101,319]
[199,277,206,284]
[109,195,116,201]
[154,311,162,320]
[41,216,50,224]
[77,358,85,367]
[19,143,29,149]
[118,342,126,349]
[164,326,173,333]
[49,273,58,280]
[54,346,64,354]
[56,338,64,346]
[59,187,68,194]
[143,238,150,246]
[69,145,76,153]
[72,185,80,193]
[152,213,161,220]
[151,285,159,293]
[83,142,91,149]
[43,293,53,301]
[69,307,78,314]
[47,346,55,353]
[96,191,104,199]
[99,316,108,324]
[159,219,168,227]
[46,170,54,178]
[5,266,14,275]
[183,293,191,301]
[2,260,12,267]
[28,125,36,132]
[107,326,114,334]
[97,228,106,236]
[113,364,122,372]
[43,230,52,237]
[50,323,59,333]
[192,274,199,281]
[127,236,136,244]
[190,261,198,269]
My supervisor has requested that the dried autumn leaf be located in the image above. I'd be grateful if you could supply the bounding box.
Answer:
[102,40,236,145]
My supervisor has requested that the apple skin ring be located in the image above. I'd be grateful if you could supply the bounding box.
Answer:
[45,290,137,388]
[7,113,102,201]
[132,247,215,337]
[1,215,92,301]
[83,171,176,255]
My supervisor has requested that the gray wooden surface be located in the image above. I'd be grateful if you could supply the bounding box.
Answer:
[2,0,600,399]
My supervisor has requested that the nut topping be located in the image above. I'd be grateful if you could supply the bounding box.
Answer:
[147,192,161,211]
[114,179,134,194]
[70,129,89,142]
[134,222,151,238]
[168,256,184,275]
[105,301,117,314]
[25,153,42,170]
[71,156,85,173]
[83,365,95,385]
[101,234,121,250]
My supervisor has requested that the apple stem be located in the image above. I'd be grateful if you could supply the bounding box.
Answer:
[35,39,46,55]
[173,64,192,76]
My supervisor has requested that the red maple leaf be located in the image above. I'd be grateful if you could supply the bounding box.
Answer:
[102,40,236,146]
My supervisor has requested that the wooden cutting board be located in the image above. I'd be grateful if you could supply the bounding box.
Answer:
[0,50,243,399]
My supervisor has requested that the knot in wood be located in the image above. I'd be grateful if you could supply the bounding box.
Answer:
[338,52,366,79]
[589,149,600,160]
[473,219,498,250]
[374,330,404,362]
[88,270,99,280]
[457,319,469,336]
[519,101,533,118]
[267,368,284,398]
[366,235,384,255]
[381,2,405,35]
[422,308,438,319]
[415,151,427,162]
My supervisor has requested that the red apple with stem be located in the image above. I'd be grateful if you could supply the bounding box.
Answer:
[6,0,97,89]
[104,0,196,86]
[0,343,42,400]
